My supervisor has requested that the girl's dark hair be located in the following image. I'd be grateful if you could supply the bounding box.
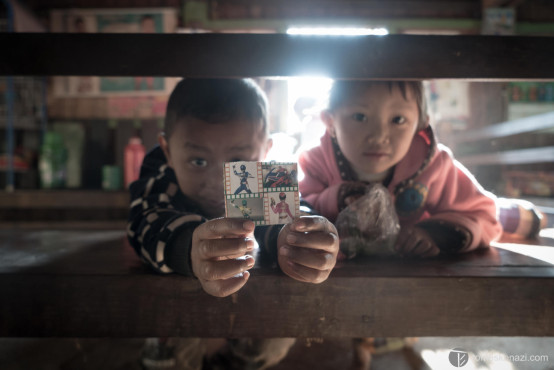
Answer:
[164,78,269,138]
[327,80,428,130]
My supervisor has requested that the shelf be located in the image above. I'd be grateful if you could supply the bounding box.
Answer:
[457,146,554,166]
[0,120,42,130]
[0,190,130,209]
[0,220,127,230]
[1,33,554,79]
[454,111,554,143]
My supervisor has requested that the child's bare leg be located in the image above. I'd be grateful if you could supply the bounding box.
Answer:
[207,338,296,370]
[350,338,373,370]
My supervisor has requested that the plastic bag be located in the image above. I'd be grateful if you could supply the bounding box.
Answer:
[335,183,400,258]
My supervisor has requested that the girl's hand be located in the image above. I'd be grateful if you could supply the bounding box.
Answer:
[394,226,440,258]
[277,216,339,283]
[191,218,256,297]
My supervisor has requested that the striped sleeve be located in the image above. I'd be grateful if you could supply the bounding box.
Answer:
[127,147,206,276]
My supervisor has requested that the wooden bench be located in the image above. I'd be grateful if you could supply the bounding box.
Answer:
[1,33,553,338]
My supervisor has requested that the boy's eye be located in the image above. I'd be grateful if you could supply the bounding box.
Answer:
[392,116,406,125]
[351,113,367,122]
[190,158,208,168]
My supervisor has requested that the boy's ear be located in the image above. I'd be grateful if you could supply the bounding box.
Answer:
[320,109,336,137]
[158,133,173,167]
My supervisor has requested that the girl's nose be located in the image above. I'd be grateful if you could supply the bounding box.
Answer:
[367,120,390,144]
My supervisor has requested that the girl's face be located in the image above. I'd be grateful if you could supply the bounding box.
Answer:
[322,83,422,178]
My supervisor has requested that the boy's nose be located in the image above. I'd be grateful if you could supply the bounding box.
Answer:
[209,169,224,190]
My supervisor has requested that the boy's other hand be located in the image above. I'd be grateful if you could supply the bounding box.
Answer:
[191,218,256,297]
[277,216,339,284]
[394,226,440,258]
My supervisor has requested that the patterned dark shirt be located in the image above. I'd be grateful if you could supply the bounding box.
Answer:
[127,146,282,275]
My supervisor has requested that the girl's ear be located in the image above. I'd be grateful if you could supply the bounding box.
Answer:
[419,114,430,131]
[320,109,336,137]
[158,133,173,167]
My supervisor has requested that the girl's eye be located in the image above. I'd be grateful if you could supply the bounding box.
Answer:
[352,113,367,122]
[190,158,208,168]
[392,116,406,125]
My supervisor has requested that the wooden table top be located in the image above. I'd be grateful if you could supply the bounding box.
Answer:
[1,229,553,338]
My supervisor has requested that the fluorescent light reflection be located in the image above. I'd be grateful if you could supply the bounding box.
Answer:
[286,27,388,36]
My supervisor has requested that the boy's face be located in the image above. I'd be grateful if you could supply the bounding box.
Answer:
[160,117,272,218]
[322,83,420,177]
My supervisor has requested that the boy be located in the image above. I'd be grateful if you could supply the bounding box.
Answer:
[127,78,339,369]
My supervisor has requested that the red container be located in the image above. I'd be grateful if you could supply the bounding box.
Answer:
[124,136,146,188]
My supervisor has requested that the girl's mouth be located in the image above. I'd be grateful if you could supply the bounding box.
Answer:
[363,152,388,159]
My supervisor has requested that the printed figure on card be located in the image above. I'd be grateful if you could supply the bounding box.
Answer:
[224,161,300,225]
[233,163,256,194]
[263,163,298,189]
[227,198,264,222]
[264,165,297,188]
[270,192,295,224]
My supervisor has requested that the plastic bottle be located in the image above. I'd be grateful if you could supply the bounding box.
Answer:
[38,131,67,189]
[124,136,146,188]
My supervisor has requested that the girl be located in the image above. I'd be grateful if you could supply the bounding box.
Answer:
[299,80,503,257]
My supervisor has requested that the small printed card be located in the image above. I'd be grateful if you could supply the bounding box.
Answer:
[224,161,300,225]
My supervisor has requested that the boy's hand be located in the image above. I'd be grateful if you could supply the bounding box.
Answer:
[277,216,339,284]
[394,226,440,258]
[191,218,256,297]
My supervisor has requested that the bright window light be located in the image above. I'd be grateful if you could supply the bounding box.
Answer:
[266,76,331,167]
[286,27,388,36]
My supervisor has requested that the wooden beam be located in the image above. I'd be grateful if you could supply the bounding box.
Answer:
[1,33,554,79]
[1,273,552,337]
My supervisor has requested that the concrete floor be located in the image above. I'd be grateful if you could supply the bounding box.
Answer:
[1,337,553,370]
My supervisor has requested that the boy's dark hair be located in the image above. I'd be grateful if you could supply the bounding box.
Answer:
[164,78,269,138]
[327,80,428,130]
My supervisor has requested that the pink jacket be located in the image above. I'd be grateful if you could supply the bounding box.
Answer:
[299,129,502,252]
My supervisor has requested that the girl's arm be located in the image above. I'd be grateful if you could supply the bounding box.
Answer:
[298,155,343,222]
[415,149,502,253]
[300,180,342,223]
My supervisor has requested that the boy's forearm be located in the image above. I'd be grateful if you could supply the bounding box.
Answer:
[164,218,204,275]
[128,207,205,275]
